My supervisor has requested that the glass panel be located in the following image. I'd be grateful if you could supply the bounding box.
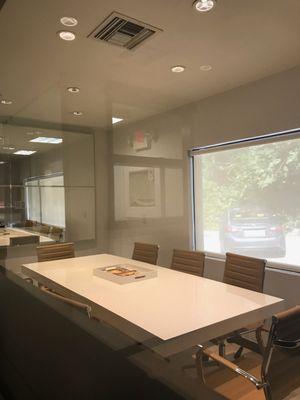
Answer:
[194,137,300,268]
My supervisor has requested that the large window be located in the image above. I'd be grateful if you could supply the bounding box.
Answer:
[192,132,300,269]
[25,174,65,228]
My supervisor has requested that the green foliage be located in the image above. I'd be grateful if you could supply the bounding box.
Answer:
[201,138,300,231]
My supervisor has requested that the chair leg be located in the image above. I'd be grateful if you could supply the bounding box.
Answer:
[195,346,206,384]
[234,346,244,359]
[219,340,226,357]
[256,326,265,355]
[263,382,272,400]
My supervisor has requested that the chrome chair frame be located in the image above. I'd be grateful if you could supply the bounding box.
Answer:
[196,308,300,400]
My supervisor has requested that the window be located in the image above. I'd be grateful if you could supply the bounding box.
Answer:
[25,174,65,228]
[192,131,300,270]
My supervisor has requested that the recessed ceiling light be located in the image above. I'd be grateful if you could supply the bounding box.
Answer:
[30,137,63,144]
[72,111,83,116]
[14,150,36,156]
[0,161,6,165]
[193,0,216,12]
[1,99,13,105]
[67,87,80,94]
[112,117,123,124]
[60,17,78,27]
[58,30,76,41]
[171,65,186,73]
[67,87,80,93]
[200,64,213,71]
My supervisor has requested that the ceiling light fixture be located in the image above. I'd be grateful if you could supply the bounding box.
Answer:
[58,30,76,41]
[72,111,83,116]
[112,117,123,124]
[60,17,78,27]
[171,65,186,73]
[14,150,36,156]
[30,137,63,144]
[200,64,213,71]
[0,161,6,165]
[67,86,80,93]
[1,99,13,105]
[2,146,15,150]
[193,0,216,12]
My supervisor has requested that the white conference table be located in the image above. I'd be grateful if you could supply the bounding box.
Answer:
[0,227,53,247]
[23,254,285,357]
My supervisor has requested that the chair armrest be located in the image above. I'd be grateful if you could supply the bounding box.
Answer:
[202,348,266,390]
[40,285,92,318]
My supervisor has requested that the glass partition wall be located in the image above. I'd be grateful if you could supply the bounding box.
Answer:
[0,122,95,246]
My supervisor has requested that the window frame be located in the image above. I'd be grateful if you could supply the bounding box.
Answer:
[189,128,300,274]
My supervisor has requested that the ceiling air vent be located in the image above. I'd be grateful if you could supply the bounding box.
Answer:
[88,12,161,50]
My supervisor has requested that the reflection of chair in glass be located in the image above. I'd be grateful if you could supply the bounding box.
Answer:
[36,242,75,262]
[196,306,300,400]
[10,235,40,246]
[35,242,90,317]
[50,226,63,242]
[171,249,205,277]
[24,219,34,227]
[39,284,92,318]
[132,242,159,265]
[39,224,50,235]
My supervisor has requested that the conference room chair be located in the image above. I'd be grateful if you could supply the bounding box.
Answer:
[36,242,75,262]
[10,235,40,246]
[205,253,266,359]
[39,224,51,235]
[50,226,63,242]
[196,305,300,400]
[24,219,34,227]
[132,242,159,265]
[222,252,267,358]
[171,249,205,277]
[35,242,91,317]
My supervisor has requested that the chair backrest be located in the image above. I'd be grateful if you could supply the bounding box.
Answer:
[40,224,50,235]
[10,235,40,246]
[132,242,159,265]
[36,242,75,262]
[262,306,300,400]
[24,220,34,227]
[171,249,205,277]
[223,252,266,292]
[50,226,63,241]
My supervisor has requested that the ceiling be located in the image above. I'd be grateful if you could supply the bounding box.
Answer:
[0,0,300,131]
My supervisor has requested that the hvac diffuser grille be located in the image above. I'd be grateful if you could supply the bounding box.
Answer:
[88,12,161,50]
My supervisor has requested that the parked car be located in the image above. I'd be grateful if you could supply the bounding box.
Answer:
[219,208,286,257]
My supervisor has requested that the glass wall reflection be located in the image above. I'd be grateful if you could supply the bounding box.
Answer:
[0,122,95,244]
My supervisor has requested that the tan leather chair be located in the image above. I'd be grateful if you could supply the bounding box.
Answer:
[10,235,40,246]
[171,249,205,277]
[35,242,90,317]
[50,226,63,242]
[39,224,50,235]
[197,306,300,400]
[223,252,266,293]
[223,253,267,358]
[132,242,159,265]
[36,242,75,262]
